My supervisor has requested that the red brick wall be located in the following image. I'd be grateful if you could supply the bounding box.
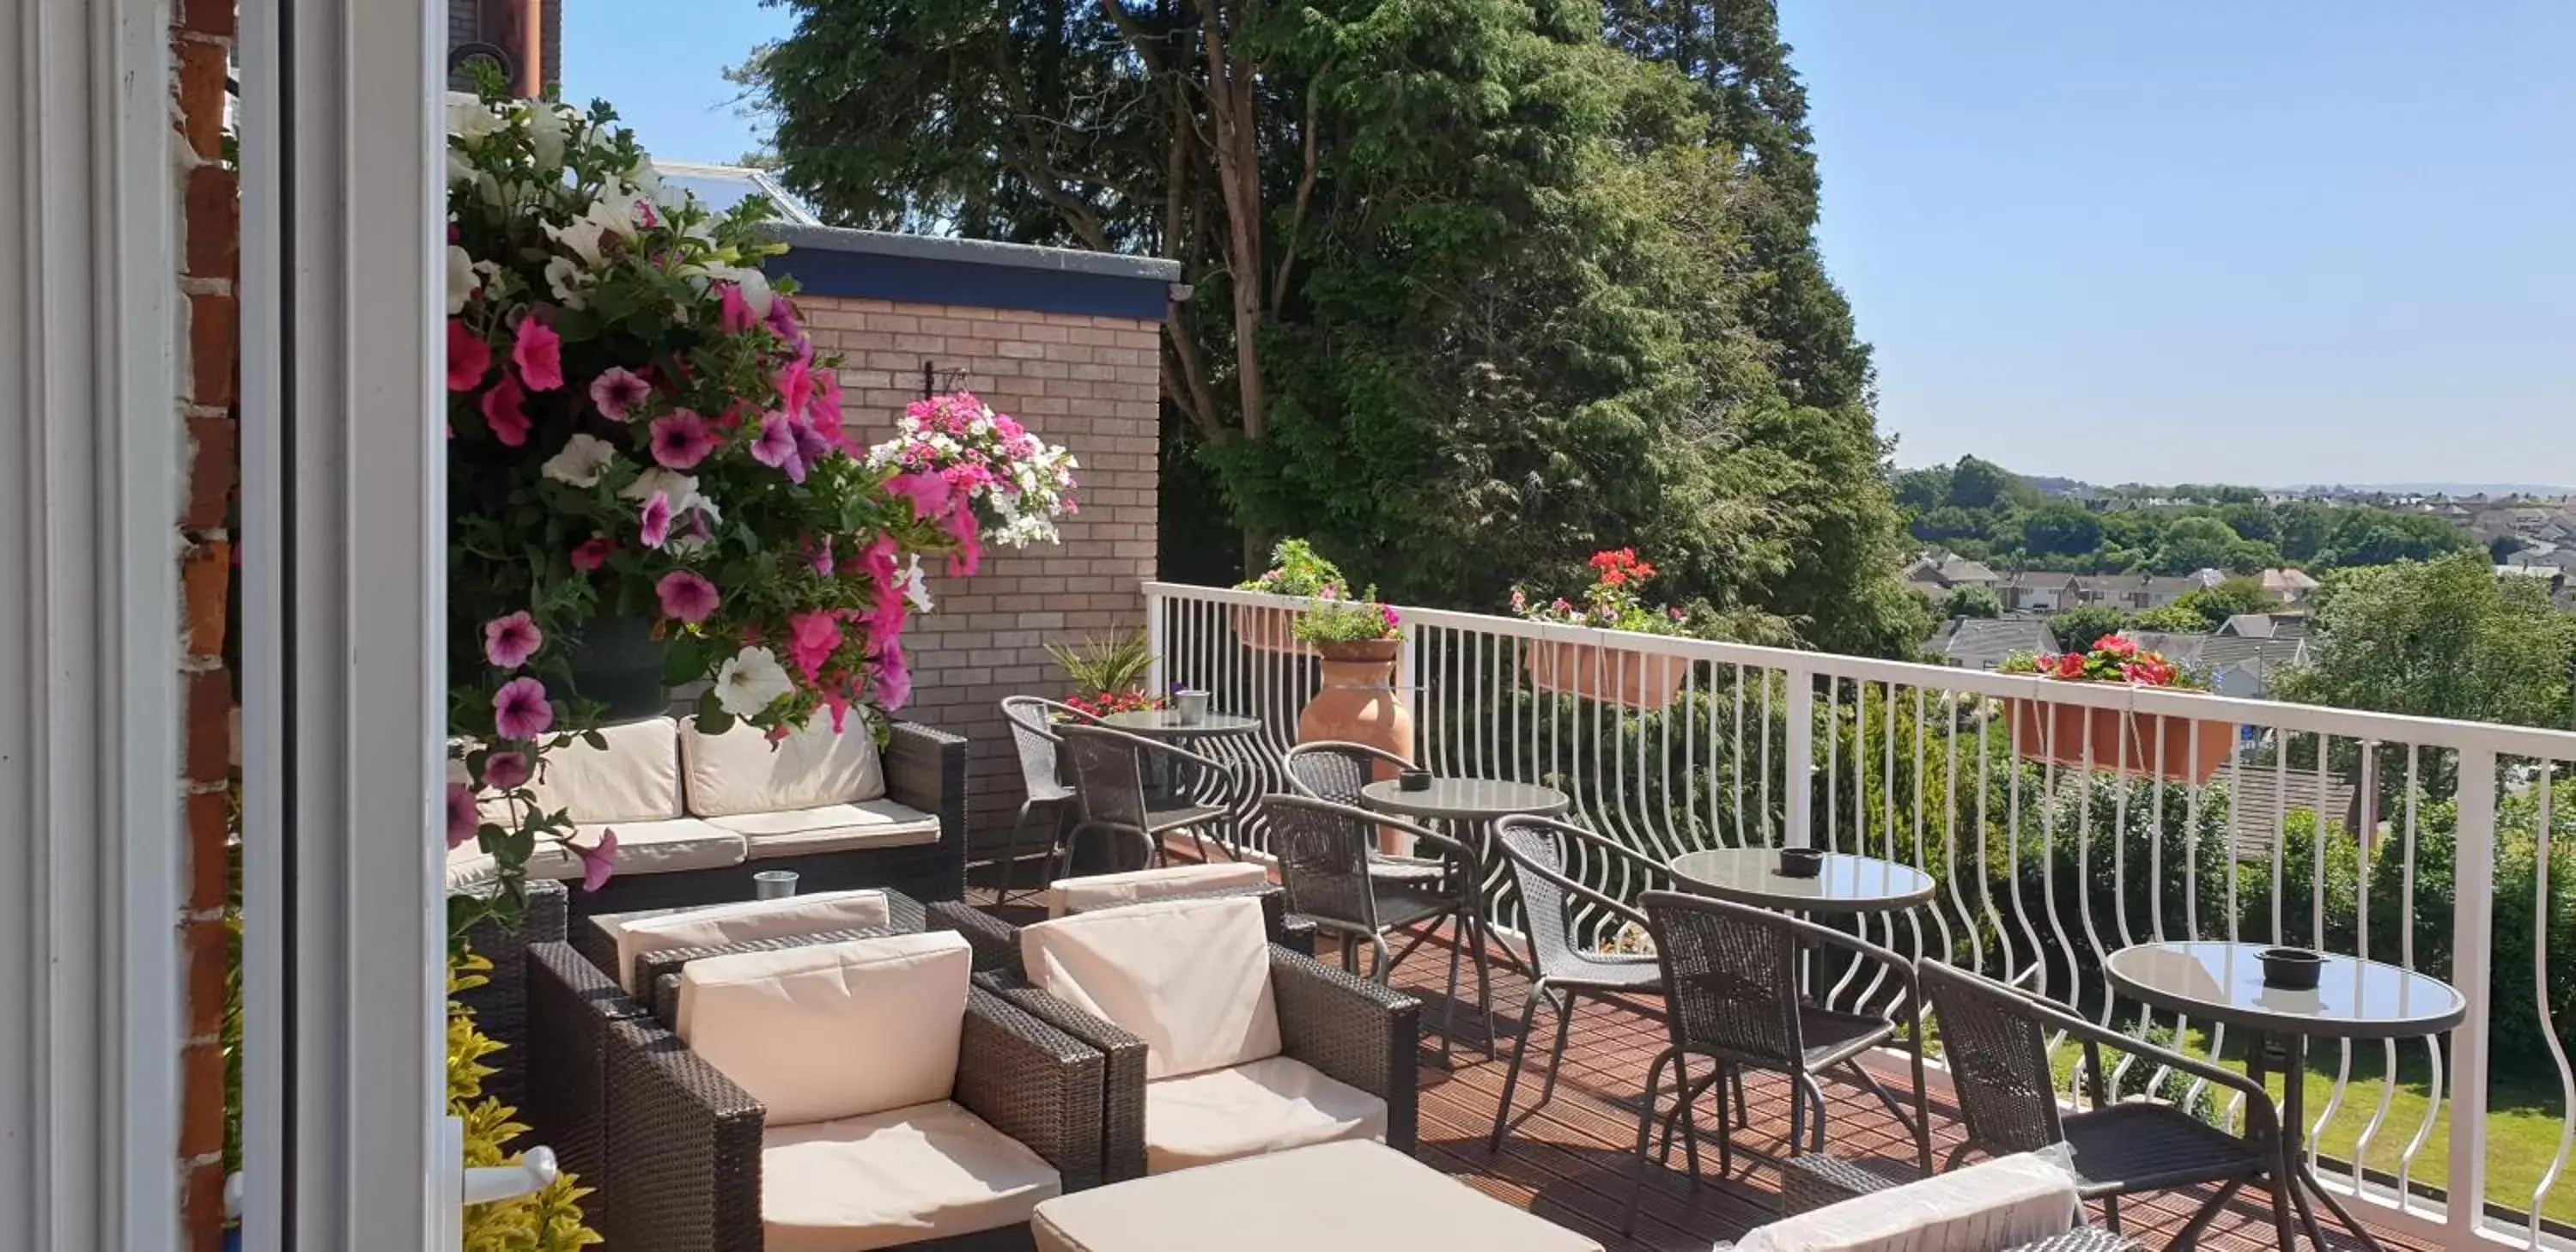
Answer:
[173,0,239,1246]
[801,296,1161,856]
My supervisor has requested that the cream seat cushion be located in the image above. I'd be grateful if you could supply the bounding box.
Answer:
[520,817,746,880]
[1732,1151,2079,1252]
[1018,895,1281,1080]
[1045,862,1269,919]
[478,716,683,826]
[763,1099,1061,1252]
[606,890,896,992]
[682,709,886,817]
[707,799,941,859]
[1142,1054,1386,1175]
[677,931,972,1127]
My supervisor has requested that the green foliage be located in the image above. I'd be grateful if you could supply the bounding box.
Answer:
[2275,552,2576,730]
[2168,576,2273,628]
[1942,585,2002,620]
[1043,631,1156,698]
[2133,602,2211,633]
[2045,604,2130,654]
[1236,538,1350,598]
[2020,500,2103,558]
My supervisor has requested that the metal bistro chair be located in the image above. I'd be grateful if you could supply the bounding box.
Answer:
[1280,741,1452,886]
[995,696,1094,905]
[1260,793,1492,1065]
[1917,959,2294,1248]
[1054,722,1248,877]
[1484,814,1668,1148]
[1621,889,1931,1237]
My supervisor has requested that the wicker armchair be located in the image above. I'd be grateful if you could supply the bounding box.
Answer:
[587,936,1107,1252]
[1484,816,1665,1148]
[925,885,1307,978]
[1055,723,1249,874]
[452,879,568,1114]
[1917,960,2295,1247]
[996,696,1090,904]
[1620,890,1931,1237]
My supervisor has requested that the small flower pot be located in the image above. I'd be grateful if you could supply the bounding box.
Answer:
[2260,946,2324,990]
[1525,641,1689,711]
[2003,690,2235,785]
[1399,769,1433,792]
[1777,848,1825,878]
[1230,605,1310,655]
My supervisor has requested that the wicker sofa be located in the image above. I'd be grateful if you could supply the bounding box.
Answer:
[448,713,969,918]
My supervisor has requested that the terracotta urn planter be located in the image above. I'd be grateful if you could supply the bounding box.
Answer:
[1297,638,1414,853]
[1231,604,1310,655]
[1524,641,1690,711]
[2004,689,2236,785]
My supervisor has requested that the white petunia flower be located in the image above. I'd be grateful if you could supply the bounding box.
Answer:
[583,192,640,242]
[446,93,503,145]
[521,101,572,169]
[446,149,477,189]
[547,217,607,269]
[543,255,591,309]
[714,647,793,718]
[900,555,934,613]
[539,433,617,488]
[621,467,702,513]
[444,245,478,316]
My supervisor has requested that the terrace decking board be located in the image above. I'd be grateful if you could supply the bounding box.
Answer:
[967,863,2422,1252]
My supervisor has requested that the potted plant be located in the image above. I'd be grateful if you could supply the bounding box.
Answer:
[1233,538,1347,654]
[1511,549,1692,710]
[1292,590,1414,840]
[1043,629,1163,721]
[1999,635,2235,784]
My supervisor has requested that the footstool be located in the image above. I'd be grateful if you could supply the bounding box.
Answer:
[1029,1140,1604,1252]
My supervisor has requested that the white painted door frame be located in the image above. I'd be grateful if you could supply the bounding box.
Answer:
[237,0,450,1246]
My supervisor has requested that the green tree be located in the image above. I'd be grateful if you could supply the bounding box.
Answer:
[2134,602,2211,633]
[1893,465,1951,516]
[2217,501,2278,544]
[1943,585,2002,620]
[2326,510,2472,567]
[2277,501,2335,563]
[2020,500,2102,559]
[2275,552,2576,729]
[1947,455,2026,511]
[2150,515,2242,575]
[2169,575,2275,628]
[2046,604,2131,653]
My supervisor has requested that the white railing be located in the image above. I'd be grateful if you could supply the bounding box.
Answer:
[1145,580,2576,1248]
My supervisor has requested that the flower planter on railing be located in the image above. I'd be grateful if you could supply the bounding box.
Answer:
[1230,604,1309,655]
[2003,692,2236,785]
[1524,641,1690,711]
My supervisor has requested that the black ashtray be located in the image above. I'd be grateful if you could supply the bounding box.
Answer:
[2259,946,2324,990]
[1777,848,1825,878]
[1398,769,1434,792]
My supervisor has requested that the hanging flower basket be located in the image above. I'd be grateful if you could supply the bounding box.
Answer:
[1524,641,1690,711]
[2000,635,2233,785]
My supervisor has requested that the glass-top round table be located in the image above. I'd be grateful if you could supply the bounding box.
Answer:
[1096,708,1264,739]
[1666,848,1936,915]
[2105,940,2464,1251]
[1356,777,1572,824]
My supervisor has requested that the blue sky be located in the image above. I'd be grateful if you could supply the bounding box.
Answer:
[568,3,2575,488]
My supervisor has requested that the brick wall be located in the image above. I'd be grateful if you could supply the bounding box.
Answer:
[173,0,239,1247]
[801,295,1162,857]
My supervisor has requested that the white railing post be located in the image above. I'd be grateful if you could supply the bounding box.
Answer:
[1785,666,1814,849]
[1144,583,1167,696]
[1398,628,1422,763]
[2448,745,2498,1243]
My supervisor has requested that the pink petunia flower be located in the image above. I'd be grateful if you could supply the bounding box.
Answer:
[764,294,803,342]
[492,677,553,740]
[792,416,835,471]
[802,534,835,578]
[775,359,812,421]
[483,750,532,792]
[446,781,478,849]
[648,410,717,470]
[862,535,906,629]
[576,828,618,892]
[942,504,984,577]
[886,471,953,522]
[750,411,803,481]
[639,491,673,550]
[588,366,650,422]
[447,319,491,392]
[480,374,532,447]
[875,643,914,713]
[656,570,720,623]
[786,611,843,683]
[806,368,842,431]
[570,535,612,572]
[719,283,756,333]
[482,611,544,669]
[512,317,564,391]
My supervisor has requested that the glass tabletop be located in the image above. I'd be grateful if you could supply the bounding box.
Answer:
[2104,940,2466,1039]
[1666,848,1937,914]
[1358,777,1572,822]
[1096,709,1264,738]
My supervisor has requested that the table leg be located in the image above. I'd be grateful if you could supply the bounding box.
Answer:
[2261,1032,2383,1252]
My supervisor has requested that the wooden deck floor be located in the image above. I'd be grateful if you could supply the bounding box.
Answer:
[968,872,2428,1251]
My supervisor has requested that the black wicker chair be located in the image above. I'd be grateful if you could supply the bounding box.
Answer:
[1280,741,1452,886]
[451,878,568,1115]
[1054,723,1249,874]
[994,696,1091,905]
[1620,889,1932,1237]
[1917,959,2296,1248]
[1484,815,1666,1148]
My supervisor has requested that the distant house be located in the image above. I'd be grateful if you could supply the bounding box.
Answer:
[1925,619,2058,672]
[2257,568,2318,605]
[1997,572,2083,613]
[2123,630,2308,700]
[1904,553,2001,604]
[2069,569,2226,611]
[2225,767,2366,861]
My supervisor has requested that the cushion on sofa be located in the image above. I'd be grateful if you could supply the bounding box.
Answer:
[682,709,886,817]
[607,890,896,991]
[707,799,942,859]
[1141,1054,1386,1175]
[519,817,745,880]
[1045,862,1270,919]
[1733,1151,2079,1252]
[677,931,972,1127]
[1019,895,1280,1081]
[480,716,683,826]
[762,1099,1061,1252]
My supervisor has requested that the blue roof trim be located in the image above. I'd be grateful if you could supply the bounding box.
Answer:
[758,223,1179,321]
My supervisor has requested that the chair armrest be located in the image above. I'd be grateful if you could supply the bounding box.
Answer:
[885,720,968,870]
[523,940,647,1186]
[929,898,1026,975]
[1773,912,1925,1033]
[978,970,1151,1183]
[956,988,1108,1192]
[630,926,905,1020]
[1269,946,1420,1154]
[597,1015,764,1252]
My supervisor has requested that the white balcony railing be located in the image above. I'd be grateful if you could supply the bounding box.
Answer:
[1143,580,2576,1248]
